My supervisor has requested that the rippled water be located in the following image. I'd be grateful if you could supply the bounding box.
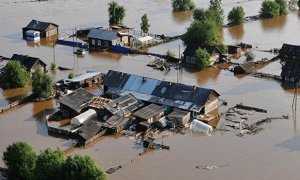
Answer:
[0,0,300,179]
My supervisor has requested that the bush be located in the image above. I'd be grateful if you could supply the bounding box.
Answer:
[166,49,175,57]
[195,48,211,69]
[245,50,255,60]
[228,6,245,25]
[3,142,36,180]
[217,43,228,53]
[171,0,195,11]
[275,0,287,15]
[182,19,219,46]
[298,0,300,9]
[1,61,30,89]
[68,72,76,79]
[260,0,280,18]
[50,62,56,70]
[32,69,53,98]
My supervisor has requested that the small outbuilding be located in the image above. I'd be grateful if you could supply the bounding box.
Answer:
[133,104,164,123]
[64,71,104,89]
[228,45,242,55]
[167,110,190,126]
[71,109,97,127]
[233,62,256,75]
[10,54,47,74]
[22,19,58,39]
[77,120,107,146]
[87,28,121,50]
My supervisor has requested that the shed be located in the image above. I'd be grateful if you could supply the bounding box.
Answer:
[228,45,241,55]
[133,104,164,123]
[10,54,47,74]
[167,110,190,126]
[134,36,153,46]
[77,120,107,146]
[71,109,97,126]
[87,28,121,50]
[58,88,94,118]
[64,71,103,89]
[105,115,131,134]
[22,19,58,39]
[233,62,256,74]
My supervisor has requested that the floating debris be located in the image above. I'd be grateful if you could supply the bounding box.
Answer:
[106,165,123,174]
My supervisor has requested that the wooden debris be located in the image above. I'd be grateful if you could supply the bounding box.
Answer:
[235,103,267,113]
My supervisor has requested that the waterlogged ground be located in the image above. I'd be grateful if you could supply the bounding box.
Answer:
[0,0,300,179]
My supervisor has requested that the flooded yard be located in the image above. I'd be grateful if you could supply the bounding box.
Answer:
[0,0,300,179]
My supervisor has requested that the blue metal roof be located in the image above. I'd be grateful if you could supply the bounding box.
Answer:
[87,28,117,41]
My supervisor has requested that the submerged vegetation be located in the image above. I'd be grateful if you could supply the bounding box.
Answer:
[3,142,107,180]
[260,0,280,18]
[108,1,125,25]
[228,6,245,25]
[171,0,195,11]
[195,48,211,69]
[140,14,150,33]
[32,68,53,99]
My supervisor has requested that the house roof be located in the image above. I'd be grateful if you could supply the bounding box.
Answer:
[281,61,300,80]
[10,54,47,71]
[167,109,190,119]
[87,28,118,41]
[65,71,103,83]
[103,93,144,117]
[103,70,220,112]
[279,43,300,60]
[183,44,221,56]
[78,120,102,141]
[137,36,153,43]
[238,62,256,72]
[133,104,164,120]
[23,19,58,31]
[58,88,95,113]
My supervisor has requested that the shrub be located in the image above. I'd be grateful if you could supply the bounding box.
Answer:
[171,0,195,11]
[228,6,245,25]
[195,48,211,69]
[260,0,280,18]
[0,61,29,89]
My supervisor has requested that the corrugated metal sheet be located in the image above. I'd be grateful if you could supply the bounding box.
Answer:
[87,29,117,41]
[66,71,102,83]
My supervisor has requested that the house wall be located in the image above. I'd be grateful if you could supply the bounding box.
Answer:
[88,38,112,50]
[31,62,46,74]
[204,97,218,114]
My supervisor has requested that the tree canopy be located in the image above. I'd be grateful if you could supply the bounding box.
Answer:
[195,48,211,69]
[228,6,245,25]
[0,61,29,89]
[275,0,287,15]
[298,0,300,9]
[108,1,125,25]
[3,142,36,180]
[181,19,219,46]
[208,0,224,28]
[34,148,65,180]
[32,68,53,98]
[140,14,150,33]
[260,0,280,18]
[171,0,195,11]
[62,155,107,180]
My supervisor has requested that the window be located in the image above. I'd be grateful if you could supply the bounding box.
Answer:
[191,57,196,63]
[91,39,95,45]
[97,40,101,46]
[186,56,190,63]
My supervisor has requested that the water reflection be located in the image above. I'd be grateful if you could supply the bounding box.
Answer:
[193,67,222,85]
[227,24,245,41]
[260,15,287,31]
[171,10,193,24]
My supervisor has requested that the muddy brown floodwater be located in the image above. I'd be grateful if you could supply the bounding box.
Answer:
[1,0,300,179]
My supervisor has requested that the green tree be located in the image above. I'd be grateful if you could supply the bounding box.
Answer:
[217,43,228,53]
[275,0,287,15]
[68,72,76,79]
[50,62,56,70]
[62,155,107,180]
[208,0,224,28]
[1,61,29,89]
[140,14,150,33]
[181,19,219,46]
[108,1,125,25]
[34,148,65,180]
[3,142,36,180]
[228,6,245,25]
[32,68,53,98]
[260,0,280,18]
[171,0,195,11]
[298,0,300,9]
[195,48,211,69]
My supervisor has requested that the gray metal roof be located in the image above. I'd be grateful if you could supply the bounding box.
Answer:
[87,28,117,41]
[103,70,220,112]
[23,19,58,31]
[133,104,164,120]
[65,71,102,83]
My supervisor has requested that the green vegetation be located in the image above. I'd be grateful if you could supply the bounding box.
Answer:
[32,68,53,98]
[68,72,76,79]
[259,0,280,18]
[3,142,107,180]
[50,62,56,70]
[62,155,107,180]
[275,0,287,15]
[3,142,36,180]
[298,0,300,9]
[166,49,175,57]
[245,50,255,60]
[208,0,224,28]
[195,48,211,69]
[140,14,150,33]
[0,61,30,89]
[108,1,125,25]
[171,0,195,11]
[228,6,245,25]
[181,19,219,46]
[217,43,228,54]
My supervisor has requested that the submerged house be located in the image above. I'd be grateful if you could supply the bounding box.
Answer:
[63,71,104,89]
[10,54,47,74]
[87,28,122,50]
[103,70,220,118]
[58,88,94,118]
[133,104,165,124]
[279,44,300,61]
[281,61,300,84]
[233,62,256,75]
[182,44,222,67]
[22,19,58,39]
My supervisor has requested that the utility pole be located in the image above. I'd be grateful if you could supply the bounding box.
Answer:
[177,44,180,83]
[52,40,56,63]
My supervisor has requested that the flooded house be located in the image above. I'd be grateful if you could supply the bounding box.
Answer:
[233,61,256,75]
[133,104,165,124]
[167,110,190,126]
[58,88,95,118]
[228,45,242,56]
[103,70,220,118]
[22,19,58,39]
[279,43,300,61]
[60,71,104,89]
[281,60,300,84]
[10,54,47,74]
[182,44,222,67]
[87,28,122,51]
[76,120,107,146]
